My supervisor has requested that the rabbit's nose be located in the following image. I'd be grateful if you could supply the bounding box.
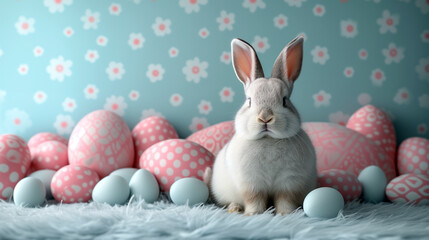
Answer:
[258,110,274,123]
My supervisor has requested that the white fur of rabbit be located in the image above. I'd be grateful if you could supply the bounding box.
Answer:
[206,35,317,215]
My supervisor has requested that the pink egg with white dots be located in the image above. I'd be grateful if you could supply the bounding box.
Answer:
[132,116,178,167]
[397,137,429,175]
[31,141,68,171]
[318,169,362,202]
[0,134,31,200]
[140,139,214,192]
[51,165,100,203]
[28,132,68,155]
[68,110,135,178]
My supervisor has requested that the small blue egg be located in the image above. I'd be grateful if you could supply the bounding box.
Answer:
[13,177,46,208]
[169,178,209,206]
[358,165,387,203]
[110,168,138,184]
[92,175,130,206]
[129,169,159,203]
[29,169,56,200]
[303,187,344,219]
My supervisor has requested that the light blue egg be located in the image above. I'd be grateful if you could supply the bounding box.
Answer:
[129,169,159,203]
[358,165,387,203]
[169,178,209,206]
[92,175,130,206]
[110,168,138,184]
[13,177,46,208]
[303,187,344,219]
[29,169,56,200]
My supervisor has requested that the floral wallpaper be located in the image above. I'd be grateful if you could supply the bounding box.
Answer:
[0,0,428,143]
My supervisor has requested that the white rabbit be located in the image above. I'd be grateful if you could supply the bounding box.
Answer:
[205,35,317,215]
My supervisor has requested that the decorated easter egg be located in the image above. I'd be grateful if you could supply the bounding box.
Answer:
[51,165,100,203]
[29,169,56,199]
[0,134,31,200]
[28,132,68,153]
[386,174,429,205]
[129,169,159,203]
[169,177,209,205]
[13,177,46,207]
[140,139,214,192]
[358,165,387,203]
[186,121,235,156]
[132,116,178,167]
[302,122,396,181]
[110,168,138,183]
[303,187,344,219]
[68,110,135,178]
[92,175,130,206]
[397,137,429,175]
[30,141,68,171]
[346,105,396,161]
[318,169,362,202]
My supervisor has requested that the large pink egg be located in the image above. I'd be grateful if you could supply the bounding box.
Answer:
[31,141,68,171]
[386,173,429,205]
[132,116,178,167]
[51,165,100,203]
[346,105,396,162]
[302,122,396,181]
[318,169,362,202]
[397,137,429,175]
[0,134,31,200]
[68,110,135,178]
[140,139,214,192]
[186,121,235,156]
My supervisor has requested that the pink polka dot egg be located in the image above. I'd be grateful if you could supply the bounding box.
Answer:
[397,137,429,175]
[30,141,68,171]
[318,169,362,202]
[132,116,178,167]
[51,165,100,203]
[140,139,214,192]
[28,132,68,154]
[0,134,31,200]
[68,110,135,178]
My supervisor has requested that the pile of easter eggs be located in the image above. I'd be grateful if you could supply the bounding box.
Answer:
[0,110,213,208]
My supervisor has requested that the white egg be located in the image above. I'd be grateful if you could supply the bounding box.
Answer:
[169,178,209,206]
[13,177,46,208]
[303,187,344,219]
[29,169,56,200]
[129,169,159,203]
[92,175,130,206]
[358,165,387,203]
[110,168,138,184]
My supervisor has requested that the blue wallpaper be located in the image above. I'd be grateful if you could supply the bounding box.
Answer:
[0,0,428,143]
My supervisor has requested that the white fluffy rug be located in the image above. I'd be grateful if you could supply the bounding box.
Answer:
[1,197,429,240]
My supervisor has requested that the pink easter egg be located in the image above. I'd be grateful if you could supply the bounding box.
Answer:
[28,132,68,154]
[132,116,178,167]
[186,121,235,156]
[30,141,68,171]
[140,139,214,192]
[51,165,100,203]
[346,105,396,162]
[318,169,362,202]
[397,137,429,175]
[302,122,396,181]
[386,173,429,205]
[68,110,135,178]
[0,134,31,200]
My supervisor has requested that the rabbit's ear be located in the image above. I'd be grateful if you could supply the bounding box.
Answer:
[231,38,264,88]
[271,35,304,83]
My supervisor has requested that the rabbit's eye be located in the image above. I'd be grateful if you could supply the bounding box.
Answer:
[283,97,287,108]
[247,97,251,107]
